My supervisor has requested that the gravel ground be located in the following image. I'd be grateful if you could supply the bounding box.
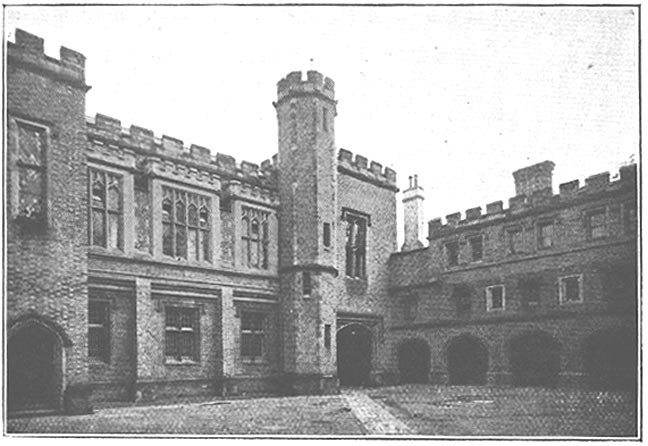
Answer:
[7,394,365,436]
[367,384,638,437]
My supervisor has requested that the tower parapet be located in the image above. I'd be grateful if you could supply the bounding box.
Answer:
[8,29,88,90]
[276,70,336,104]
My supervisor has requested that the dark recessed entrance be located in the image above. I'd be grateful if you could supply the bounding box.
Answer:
[447,335,488,385]
[510,331,560,387]
[398,338,431,383]
[8,322,62,412]
[584,328,637,391]
[337,323,372,387]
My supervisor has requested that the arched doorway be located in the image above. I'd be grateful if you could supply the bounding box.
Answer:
[8,320,63,412]
[337,323,372,386]
[447,335,488,385]
[510,331,560,387]
[397,339,431,383]
[583,328,636,391]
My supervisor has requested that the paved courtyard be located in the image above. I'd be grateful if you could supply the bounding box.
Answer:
[6,385,638,437]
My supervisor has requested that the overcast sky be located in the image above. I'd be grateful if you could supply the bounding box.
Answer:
[5,5,638,244]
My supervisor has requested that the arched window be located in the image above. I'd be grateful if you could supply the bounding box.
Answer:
[242,207,270,269]
[344,210,368,278]
[162,187,211,262]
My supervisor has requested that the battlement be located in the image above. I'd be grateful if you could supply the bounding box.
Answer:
[338,148,397,190]
[86,113,278,186]
[428,163,636,239]
[7,29,87,88]
[276,70,335,103]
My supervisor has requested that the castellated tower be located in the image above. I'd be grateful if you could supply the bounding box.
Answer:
[274,71,339,394]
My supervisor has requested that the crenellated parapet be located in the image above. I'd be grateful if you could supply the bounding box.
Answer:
[275,70,336,104]
[85,114,278,189]
[337,148,397,191]
[428,163,637,239]
[7,29,89,91]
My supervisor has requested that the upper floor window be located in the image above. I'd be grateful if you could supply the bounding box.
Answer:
[242,207,269,269]
[486,285,505,311]
[519,276,542,309]
[451,284,472,317]
[302,271,312,296]
[445,241,459,266]
[290,103,298,146]
[559,274,582,304]
[165,306,200,362]
[537,220,554,249]
[89,169,122,250]
[507,227,523,254]
[241,311,266,360]
[162,187,211,262]
[586,208,606,240]
[323,107,329,132]
[16,122,47,221]
[323,222,332,248]
[624,202,637,236]
[88,299,110,363]
[345,212,368,278]
[468,235,483,262]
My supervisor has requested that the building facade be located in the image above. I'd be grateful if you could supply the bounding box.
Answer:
[6,30,638,414]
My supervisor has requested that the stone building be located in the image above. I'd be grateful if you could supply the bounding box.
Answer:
[6,29,638,414]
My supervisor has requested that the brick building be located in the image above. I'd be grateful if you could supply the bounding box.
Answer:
[6,30,638,414]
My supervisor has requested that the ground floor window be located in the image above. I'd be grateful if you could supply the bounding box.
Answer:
[559,275,582,304]
[88,300,111,362]
[165,306,200,362]
[241,312,266,360]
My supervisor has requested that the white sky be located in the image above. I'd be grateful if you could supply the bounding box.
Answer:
[5,5,639,245]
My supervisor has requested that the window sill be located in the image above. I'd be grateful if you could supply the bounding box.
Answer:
[242,358,267,365]
[165,359,200,366]
[89,357,110,366]
[559,300,583,305]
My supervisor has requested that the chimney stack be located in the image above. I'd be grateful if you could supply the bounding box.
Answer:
[512,161,555,196]
[402,174,425,251]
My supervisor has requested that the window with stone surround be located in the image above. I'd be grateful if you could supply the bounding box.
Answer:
[445,241,459,266]
[242,207,269,269]
[16,121,47,222]
[162,187,211,262]
[559,274,582,304]
[468,235,483,262]
[89,169,122,250]
[586,208,607,240]
[241,311,266,360]
[344,211,368,278]
[88,299,111,363]
[165,306,200,362]
[537,220,554,249]
[507,227,523,254]
[624,202,637,236]
[486,285,505,311]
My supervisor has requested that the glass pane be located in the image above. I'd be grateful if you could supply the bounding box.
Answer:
[88,328,100,357]
[92,209,106,246]
[18,168,44,217]
[91,173,105,208]
[262,242,268,269]
[166,307,178,328]
[565,277,580,301]
[181,332,194,358]
[188,229,198,261]
[175,226,187,258]
[188,205,198,226]
[181,309,194,329]
[18,124,44,165]
[199,207,209,228]
[175,200,185,223]
[108,213,120,249]
[251,219,259,237]
[162,199,172,223]
[250,238,259,266]
[107,180,120,211]
[165,332,177,357]
[162,222,173,255]
[243,217,250,236]
[201,230,210,262]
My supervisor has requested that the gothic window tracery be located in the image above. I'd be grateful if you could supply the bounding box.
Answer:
[89,168,122,250]
[162,187,211,262]
[242,207,269,269]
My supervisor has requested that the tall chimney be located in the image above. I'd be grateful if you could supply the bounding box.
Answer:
[512,161,555,196]
[402,174,425,251]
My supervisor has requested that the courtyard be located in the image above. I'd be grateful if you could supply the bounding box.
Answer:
[7,385,638,437]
